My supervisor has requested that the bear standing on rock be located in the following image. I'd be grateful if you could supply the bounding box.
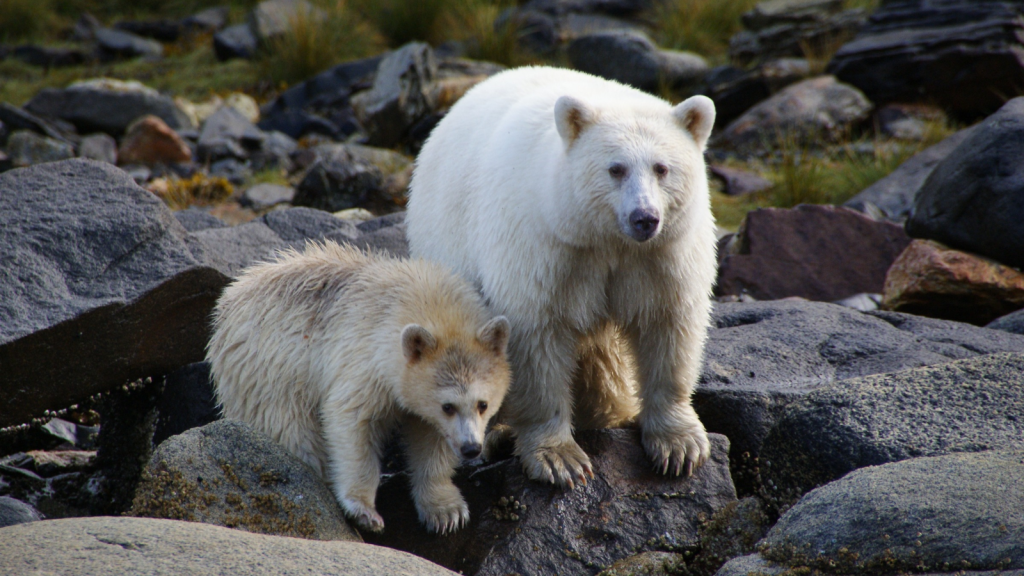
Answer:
[207,241,512,534]
[407,67,719,487]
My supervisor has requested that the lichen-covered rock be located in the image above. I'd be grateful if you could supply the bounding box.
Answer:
[690,497,771,576]
[596,551,687,576]
[131,419,360,542]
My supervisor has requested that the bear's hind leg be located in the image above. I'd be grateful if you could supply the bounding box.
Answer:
[572,322,639,430]
[403,416,468,534]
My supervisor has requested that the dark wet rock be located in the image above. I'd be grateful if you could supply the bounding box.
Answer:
[0,159,228,428]
[0,517,457,575]
[353,222,409,258]
[712,76,871,155]
[251,130,297,172]
[704,58,811,127]
[0,496,43,528]
[759,450,1024,573]
[567,30,707,92]
[694,300,1024,482]
[132,419,360,541]
[715,204,910,301]
[173,208,227,232]
[258,55,382,139]
[94,27,163,60]
[197,106,264,162]
[242,183,295,210]
[114,19,182,42]
[77,133,118,164]
[5,131,75,168]
[760,352,1024,501]
[11,45,89,68]
[25,78,191,136]
[213,23,258,61]
[365,430,736,576]
[709,164,773,196]
[988,309,1024,336]
[0,103,75,144]
[294,147,387,213]
[689,497,771,576]
[844,125,976,222]
[351,43,437,148]
[906,97,1024,269]
[730,3,866,67]
[827,0,1024,119]
[152,362,219,447]
[881,239,1024,326]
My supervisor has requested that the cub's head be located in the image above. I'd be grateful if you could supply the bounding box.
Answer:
[555,93,715,244]
[398,316,511,460]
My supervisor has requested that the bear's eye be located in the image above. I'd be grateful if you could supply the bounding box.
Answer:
[609,164,627,178]
[477,401,488,414]
[653,163,668,177]
[442,403,456,416]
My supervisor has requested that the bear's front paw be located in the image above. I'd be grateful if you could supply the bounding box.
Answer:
[642,421,711,477]
[342,498,385,533]
[520,439,594,489]
[417,496,470,534]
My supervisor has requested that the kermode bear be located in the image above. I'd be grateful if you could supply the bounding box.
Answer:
[407,67,717,488]
[207,241,511,534]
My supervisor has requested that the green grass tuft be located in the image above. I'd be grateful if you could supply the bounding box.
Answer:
[649,0,761,61]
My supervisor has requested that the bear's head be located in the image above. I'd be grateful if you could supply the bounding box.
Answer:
[555,93,715,244]
[398,316,511,460]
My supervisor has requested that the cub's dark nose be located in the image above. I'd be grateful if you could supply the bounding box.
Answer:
[460,443,482,459]
[629,209,660,241]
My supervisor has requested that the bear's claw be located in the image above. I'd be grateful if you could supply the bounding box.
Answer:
[522,440,593,489]
[643,424,710,478]
[419,499,470,534]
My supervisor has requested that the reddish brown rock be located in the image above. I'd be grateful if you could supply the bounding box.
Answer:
[881,239,1024,325]
[118,115,192,165]
[716,204,911,301]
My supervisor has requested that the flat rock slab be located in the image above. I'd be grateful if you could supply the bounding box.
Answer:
[716,204,911,301]
[759,450,1024,574]
[760,352,1024,499]
[695,301,1024,463]
[131,420,359,542]
[25,78,190,136]
[365,430,736,576]
[0,516,457,576]
[0,159,228,428]
[907,97,1024,269]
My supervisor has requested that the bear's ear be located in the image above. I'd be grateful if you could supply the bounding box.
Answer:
[672,95,716,151]
[555,96,597,145]
[477,316,510,355]
[402,324,437,363]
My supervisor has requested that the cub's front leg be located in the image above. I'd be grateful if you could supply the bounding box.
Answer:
[403,416,468,534]
[322,390,386,532]
[627,315,711,477]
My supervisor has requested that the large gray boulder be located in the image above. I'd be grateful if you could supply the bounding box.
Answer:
[351,42,437,148]
[25,78,191,136]
[906,97,1024,269]
[131,420,360,542]
[844,125,977,222]
[827,0,1024,118]
[758,450,1024,574]
[759,352,1024,500]
[365,430,737,576]
[695,301,1024,474]
[0,159,228,428]
[566,30,708,92]
[0,516,458,575]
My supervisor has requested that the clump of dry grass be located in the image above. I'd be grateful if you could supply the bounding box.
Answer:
[348,0,456,46]
[649,0,761,61]
[0,0,59,42]
[443,0,537,67]
[150,173,235,209]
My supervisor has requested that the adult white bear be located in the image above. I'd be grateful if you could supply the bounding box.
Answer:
[406,66,718,487]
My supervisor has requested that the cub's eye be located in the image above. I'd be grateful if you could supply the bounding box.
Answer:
[609,164,626,178]
[442,403,455,416]
[477,401,488,414]
[653,163,668,177]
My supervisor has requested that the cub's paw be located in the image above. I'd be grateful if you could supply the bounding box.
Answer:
[520,439,594,489]
[342,498,385,533]
[642,421,711,478]
[416,496,470,534]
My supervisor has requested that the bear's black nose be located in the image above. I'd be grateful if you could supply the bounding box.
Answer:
[629,209,660,241]
[460,443,482,459]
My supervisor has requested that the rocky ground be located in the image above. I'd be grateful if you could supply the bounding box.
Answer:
[2,0,1024,575]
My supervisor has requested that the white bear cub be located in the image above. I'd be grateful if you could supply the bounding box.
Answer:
[407,67,718,488]
[207,241,511,534]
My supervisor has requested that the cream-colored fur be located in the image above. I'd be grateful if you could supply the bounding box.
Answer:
[407,66,718,488]
[207,241,511,534]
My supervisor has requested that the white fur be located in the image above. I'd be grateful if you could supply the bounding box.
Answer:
[207,241,511,534]
[406,67,718,486]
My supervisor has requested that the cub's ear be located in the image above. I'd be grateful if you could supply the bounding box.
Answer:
[555,95,597,146]
[672,95,716,151]
[401,324,437,363]
[477,316,510,356]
